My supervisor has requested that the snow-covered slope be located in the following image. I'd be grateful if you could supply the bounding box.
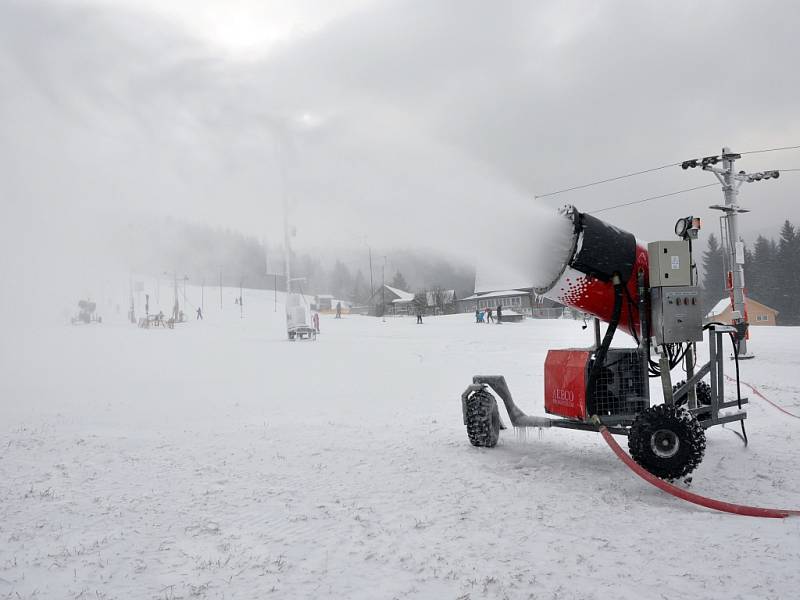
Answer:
[1,289,798,599]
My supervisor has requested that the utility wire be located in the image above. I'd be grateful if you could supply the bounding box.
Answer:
[535,162,680,199]
[589,183,718,215]
[536,144,800,200]
[589,167,800,214]
[740,145,800,156]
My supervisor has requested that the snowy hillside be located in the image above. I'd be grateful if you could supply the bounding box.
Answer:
[1,288,799,599]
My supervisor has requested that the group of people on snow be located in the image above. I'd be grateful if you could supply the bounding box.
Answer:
[475,304,503,324]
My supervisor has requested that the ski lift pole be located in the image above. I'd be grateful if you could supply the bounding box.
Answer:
[682,146,783,358]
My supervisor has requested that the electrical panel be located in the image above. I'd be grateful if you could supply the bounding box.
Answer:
[648,241,691,287]
[651,286,703,344]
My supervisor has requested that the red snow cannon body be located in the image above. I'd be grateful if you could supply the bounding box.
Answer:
[535,206,649,338]
[544,349,591,420]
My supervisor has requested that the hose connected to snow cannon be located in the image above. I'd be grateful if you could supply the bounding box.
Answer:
[597,423,800,518]
[535,206,649,338]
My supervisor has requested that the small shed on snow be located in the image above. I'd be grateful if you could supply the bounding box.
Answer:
[367,284,415,316]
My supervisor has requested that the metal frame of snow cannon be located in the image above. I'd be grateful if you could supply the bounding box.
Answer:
[461,207,748,480]
[461,325,747,433]
[669,323,748,428]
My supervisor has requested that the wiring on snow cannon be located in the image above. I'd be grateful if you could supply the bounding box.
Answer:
[586,275,624,420]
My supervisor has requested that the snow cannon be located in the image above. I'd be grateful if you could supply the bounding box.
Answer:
[71,299,101,324]
[534,205,649,337]
[461,209,749,482]
[286,292,317,341]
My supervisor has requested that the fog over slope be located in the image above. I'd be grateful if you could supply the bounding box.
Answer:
[2,0,799,322]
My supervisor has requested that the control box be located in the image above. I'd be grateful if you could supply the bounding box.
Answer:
[651,285,703,344]
[648,241,691,287]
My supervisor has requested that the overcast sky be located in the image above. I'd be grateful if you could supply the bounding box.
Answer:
[2,0,799,298]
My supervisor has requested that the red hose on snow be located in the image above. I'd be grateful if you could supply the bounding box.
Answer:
[724,374,800,419]
[599,426,800,518]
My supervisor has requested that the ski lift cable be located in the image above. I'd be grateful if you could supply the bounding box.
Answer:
[535,162,681,199]
[589,183,719,215]
[535,144,800,199]
[740,145,800,156]
[588,167,800,215]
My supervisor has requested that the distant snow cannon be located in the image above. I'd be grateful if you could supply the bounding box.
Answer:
[286,292,317,341]
[533,205,649,338]
[71,299,101,325]
[461,206,749,482]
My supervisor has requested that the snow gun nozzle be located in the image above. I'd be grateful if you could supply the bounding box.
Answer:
[535,206,648,337]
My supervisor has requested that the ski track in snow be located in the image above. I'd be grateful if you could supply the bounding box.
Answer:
[1,288,799,599]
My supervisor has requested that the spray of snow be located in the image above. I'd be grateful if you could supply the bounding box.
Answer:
[473,203,575,293]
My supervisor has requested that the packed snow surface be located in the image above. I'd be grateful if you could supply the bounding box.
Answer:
[2,286,799,599]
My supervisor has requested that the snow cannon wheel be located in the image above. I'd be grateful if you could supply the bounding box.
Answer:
[672,380,712,420]
[465,389,501,448]
[628,404,705,480]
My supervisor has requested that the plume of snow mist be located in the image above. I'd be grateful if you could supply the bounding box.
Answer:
[472,202,574,293]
